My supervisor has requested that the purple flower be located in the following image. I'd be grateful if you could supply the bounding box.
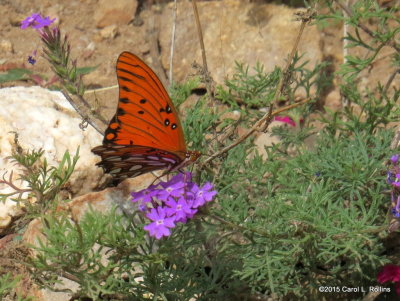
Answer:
[388,154,400,219]
[131,185,159,212]
[392,208,400,218]
[392,194,400,218]
[131,172,217,239]
[157,179,186,201]
[388,171,395,184]
[144,207,176,239]
[27,56,36,65]
[391,154,400,165]
[392,174,400,187]
[165,197,197,223]
[131,185,158,203]
[21,13,56,30]
[191,182,217,208]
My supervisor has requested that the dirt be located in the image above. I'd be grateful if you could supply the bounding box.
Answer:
[0,0,173,119]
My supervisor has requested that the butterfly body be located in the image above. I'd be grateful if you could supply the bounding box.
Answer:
[92,52,200,183]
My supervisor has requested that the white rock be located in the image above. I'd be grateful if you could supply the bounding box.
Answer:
[0,86,103,232]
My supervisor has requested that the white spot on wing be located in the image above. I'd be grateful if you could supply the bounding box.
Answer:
[147,162,166,166]
[163,157,177,164]
[126,156,146,161]
[110,168,122,174]
[102,150,118,155]
[129,165,142,171]
[106,156,122,162]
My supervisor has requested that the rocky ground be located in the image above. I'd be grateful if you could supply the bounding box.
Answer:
[1,0,396,121]
[0,1,398,300]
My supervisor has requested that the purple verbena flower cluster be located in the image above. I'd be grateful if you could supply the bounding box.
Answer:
[131,173,217,240]
[20,13,57,66]
[388,154,400,218]
[21,13,56,30]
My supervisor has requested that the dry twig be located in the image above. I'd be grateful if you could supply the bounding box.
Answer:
[200,9,315,167]
[169,0,178,85]
[192,0,214,99]
[333,0,400,52]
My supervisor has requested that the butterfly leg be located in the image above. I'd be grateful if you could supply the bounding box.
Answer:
[149,168,172,186]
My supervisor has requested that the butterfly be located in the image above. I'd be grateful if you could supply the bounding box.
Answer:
[92,52,201,184]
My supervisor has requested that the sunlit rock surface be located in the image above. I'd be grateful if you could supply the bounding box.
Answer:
[0,86,103,233]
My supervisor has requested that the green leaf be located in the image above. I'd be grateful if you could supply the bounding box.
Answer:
[76,65,99,75]
[0,68,32,83]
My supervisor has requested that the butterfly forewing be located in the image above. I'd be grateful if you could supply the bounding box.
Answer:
[106,52,186,153]
[92,51,198,183]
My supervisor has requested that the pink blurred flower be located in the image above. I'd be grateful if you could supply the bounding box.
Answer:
[377,264,400,295]
[274,116,296,127]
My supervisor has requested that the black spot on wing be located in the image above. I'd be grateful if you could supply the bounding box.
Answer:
[117,108,126,116]
[122,86,132,92]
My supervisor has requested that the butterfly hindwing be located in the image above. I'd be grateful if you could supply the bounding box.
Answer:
[92,145,183,181]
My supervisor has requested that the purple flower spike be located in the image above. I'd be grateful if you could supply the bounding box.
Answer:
[21,13,56,30]
[144,207,176,239]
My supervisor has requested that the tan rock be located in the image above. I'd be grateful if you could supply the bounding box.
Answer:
[324,88,342,112]
[0,39,14,54]
[22,173,154,300]
[159,1,323,86]
[253,124,282,160]
[220,110,241,121]
[94,0,138,28]
[100,24,119,40]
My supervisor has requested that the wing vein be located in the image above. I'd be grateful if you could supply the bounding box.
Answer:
[118,67,164,109]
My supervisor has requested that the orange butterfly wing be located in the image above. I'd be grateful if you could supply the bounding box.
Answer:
[92,52,191,182]
[105,51,187,153]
